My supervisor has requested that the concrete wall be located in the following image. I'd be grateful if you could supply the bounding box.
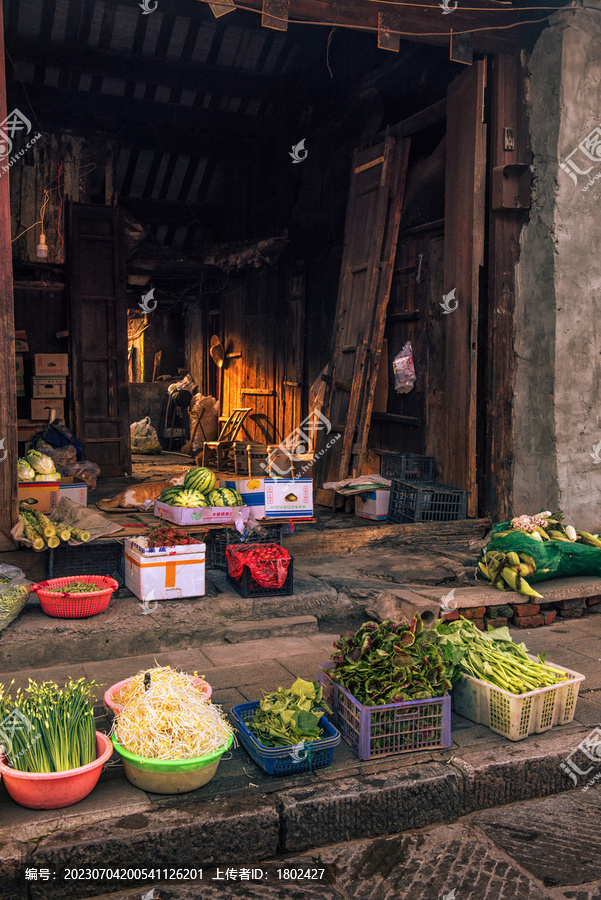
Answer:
[514,9,601,529]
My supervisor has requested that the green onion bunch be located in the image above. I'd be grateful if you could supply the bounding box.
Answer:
[435,618,569,694]
[0,677,98,773]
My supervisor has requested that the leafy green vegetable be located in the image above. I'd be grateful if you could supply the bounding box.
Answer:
[25,450,56,475]
[329,615,452,706]
[17,458,36,482]
[434,617,569,694]
[0,677,98,773]
[248,678,332,748]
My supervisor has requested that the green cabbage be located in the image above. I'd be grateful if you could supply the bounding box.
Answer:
[17,458,36,481]
[26,450,56,475]
[34,472,60,482]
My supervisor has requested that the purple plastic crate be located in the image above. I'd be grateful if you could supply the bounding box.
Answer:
[318,663,451,760]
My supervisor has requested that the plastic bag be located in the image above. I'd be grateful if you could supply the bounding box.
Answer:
[0,564,31,633]
[481,522,601,584]
[55,460,101,490]
[35,439,77,466]
[131,417,162,454]
[393,342,416,394]
[190,395,219,451]
[32,422,83,461]
[226,543,291,588]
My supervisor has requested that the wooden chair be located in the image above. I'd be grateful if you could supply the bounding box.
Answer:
[202,408,253,471]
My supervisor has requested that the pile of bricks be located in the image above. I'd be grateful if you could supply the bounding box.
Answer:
[441,594,600,629]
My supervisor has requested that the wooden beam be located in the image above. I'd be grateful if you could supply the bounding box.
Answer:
[484,55,528,521]
[8,84,274,145]
[230,0,524,54]
[120,198,223,226]
[0,0,17,547]
[7,38,284,105]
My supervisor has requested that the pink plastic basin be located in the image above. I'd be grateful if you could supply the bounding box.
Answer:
[0,732,113,810]
[104,675,212,715]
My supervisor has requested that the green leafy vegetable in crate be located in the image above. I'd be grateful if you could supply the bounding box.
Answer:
[0,677,98,772]
[329,615,452,705]
[248,678,332,748]
[434,617,569,694]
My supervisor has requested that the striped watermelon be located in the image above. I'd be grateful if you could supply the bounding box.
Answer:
[184,466,216,495]
[206,488,244,507]
[172,489,207,508]
[158,486,184,505]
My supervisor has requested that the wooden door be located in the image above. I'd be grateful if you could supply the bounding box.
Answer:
[67,203,131,476]
[315,135,410,486]
[435,62,487,516]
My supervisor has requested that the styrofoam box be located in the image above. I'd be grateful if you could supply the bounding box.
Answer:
[355,489,391,521]
[34,354,69,377]
[154,500,250,527]
[264,478,313,519]
[31,398,65,421]
[58,477,87,507]
[224,478,266,518]
[124,537,206,601]
[452,655,585,741]
[32,377,67,398]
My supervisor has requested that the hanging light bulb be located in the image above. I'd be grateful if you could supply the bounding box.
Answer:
[36,233,48,258]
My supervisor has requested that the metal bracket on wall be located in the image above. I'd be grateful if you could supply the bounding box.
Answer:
[492,164,531,210]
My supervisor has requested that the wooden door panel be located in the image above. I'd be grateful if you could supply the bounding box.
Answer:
[67,203,131,477]
[437,62,487,515]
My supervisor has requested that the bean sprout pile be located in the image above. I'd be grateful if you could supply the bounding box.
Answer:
[113,665,207,708]
[114,667,232,760]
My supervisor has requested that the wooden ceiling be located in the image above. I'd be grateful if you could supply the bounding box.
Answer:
[4,0,562,251]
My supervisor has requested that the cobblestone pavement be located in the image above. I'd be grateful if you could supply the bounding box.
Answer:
[67,784,601,900]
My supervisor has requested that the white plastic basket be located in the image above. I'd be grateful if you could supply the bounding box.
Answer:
[452,655,585,742]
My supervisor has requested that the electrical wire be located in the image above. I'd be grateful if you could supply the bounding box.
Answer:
[195,0,572,36]
[11,188,49,243]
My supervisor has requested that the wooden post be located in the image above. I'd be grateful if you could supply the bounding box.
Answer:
[0,0,18,548]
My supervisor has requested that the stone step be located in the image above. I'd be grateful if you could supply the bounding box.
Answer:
[1,725,589,900]
[0,573,349,671]
[224,615,318,643]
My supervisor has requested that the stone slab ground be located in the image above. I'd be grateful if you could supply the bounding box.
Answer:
[1,617,601,899]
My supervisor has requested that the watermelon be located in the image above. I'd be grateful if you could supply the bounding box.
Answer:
[184,466,216,495]
[171,489,207,508]
[206,488,244,507]
[158,486,184,505]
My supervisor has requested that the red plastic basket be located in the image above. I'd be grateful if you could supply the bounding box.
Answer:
[31,575,119,619]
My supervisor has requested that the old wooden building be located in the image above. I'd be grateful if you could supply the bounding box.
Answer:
[2,0,600,544]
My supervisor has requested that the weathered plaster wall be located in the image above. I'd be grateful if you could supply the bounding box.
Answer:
[515,9,601,529]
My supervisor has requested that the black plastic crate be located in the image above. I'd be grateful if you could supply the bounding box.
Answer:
[388,479,467,523]
[210,524,284,571]
[47,540,125,585]
[226,558,294,598]
[381,452,434,482]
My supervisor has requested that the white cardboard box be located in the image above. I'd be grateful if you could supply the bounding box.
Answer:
[224,478,266,518]
[264,478,313,519]
[32,377,67,398]
[354,489,391,521]
[58,477,87,507]
[124,538,206,601]
[34,354,69,377]
[153,501,250,527]
[31,398,65,421]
